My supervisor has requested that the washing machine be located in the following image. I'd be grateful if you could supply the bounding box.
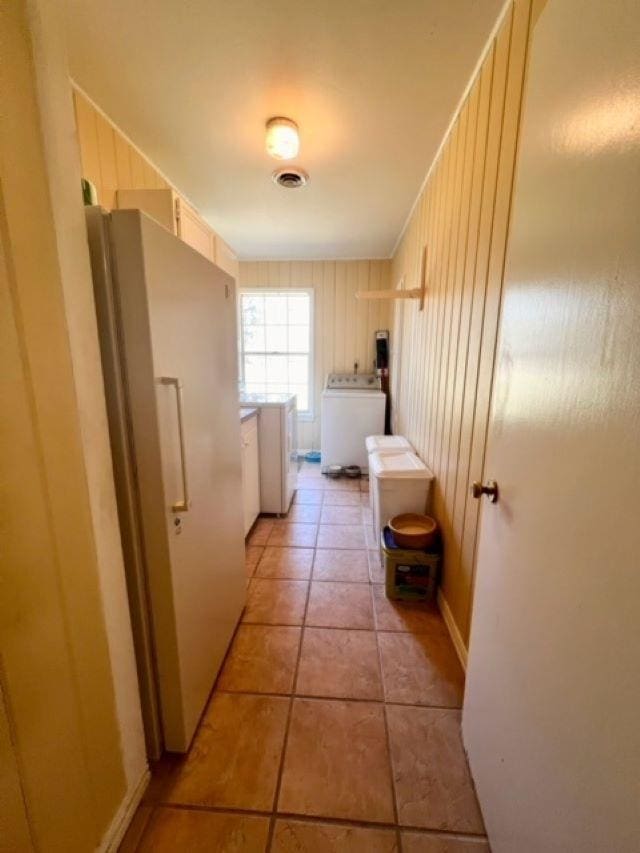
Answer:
[321,373,385,472]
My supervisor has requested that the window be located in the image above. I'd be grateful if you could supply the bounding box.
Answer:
[239,290,313,416]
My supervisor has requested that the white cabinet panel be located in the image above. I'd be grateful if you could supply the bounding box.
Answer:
[116,188,216,263]
[241,414,260,535]
[215,235,239,280]
[176,197,215,262]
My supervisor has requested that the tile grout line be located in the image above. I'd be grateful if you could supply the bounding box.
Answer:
[214,686,462,712]
[371,577,403,851]
[148,799,490,840]
[241,616,447,636]
[264,548,313,853]
[257,501,404,845]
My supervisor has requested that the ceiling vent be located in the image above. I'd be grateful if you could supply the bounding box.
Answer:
[272,167,309,189]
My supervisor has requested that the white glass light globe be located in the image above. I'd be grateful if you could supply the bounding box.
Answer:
[265,117,299,160]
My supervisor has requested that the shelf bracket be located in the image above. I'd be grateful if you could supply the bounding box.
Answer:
[355,244,427,309]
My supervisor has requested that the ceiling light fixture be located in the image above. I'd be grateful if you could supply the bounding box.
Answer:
[265,117,300,160]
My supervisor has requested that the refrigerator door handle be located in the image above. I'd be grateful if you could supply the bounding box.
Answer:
[159,376,190,512]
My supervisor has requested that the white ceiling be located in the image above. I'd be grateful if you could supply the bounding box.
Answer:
[65,0,503,259]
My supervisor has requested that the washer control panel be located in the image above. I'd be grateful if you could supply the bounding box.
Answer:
[326,373,381,390]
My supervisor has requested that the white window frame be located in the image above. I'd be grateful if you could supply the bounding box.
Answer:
[238,288,315,421]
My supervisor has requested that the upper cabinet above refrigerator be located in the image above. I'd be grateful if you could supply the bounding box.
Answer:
[115,188,239,280]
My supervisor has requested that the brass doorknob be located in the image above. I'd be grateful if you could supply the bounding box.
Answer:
[471,480,499,503]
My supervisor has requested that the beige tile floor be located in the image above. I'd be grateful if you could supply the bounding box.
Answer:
[121,467,489,852]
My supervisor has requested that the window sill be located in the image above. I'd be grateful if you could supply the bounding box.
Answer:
[297,412,315,422]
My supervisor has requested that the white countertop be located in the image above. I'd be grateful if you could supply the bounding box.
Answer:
[239,406,258,423]
[239,392,296,407]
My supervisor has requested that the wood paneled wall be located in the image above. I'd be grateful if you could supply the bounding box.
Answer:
[391,0,532,657]
[239,260,391,450]
[72,88,170,210]
[72,88,239,276]
[73,0,531,658]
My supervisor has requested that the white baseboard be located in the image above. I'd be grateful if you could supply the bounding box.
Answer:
[437,589,468,671]
[99,766,150,852]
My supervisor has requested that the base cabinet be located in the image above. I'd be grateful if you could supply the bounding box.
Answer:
[241,415,260,535]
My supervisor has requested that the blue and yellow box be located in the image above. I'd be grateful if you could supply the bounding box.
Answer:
[381,526,440,601]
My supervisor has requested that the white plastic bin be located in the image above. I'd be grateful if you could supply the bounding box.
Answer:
[365,435,413,455]
[365,436,414,510]
[369,451,434,547]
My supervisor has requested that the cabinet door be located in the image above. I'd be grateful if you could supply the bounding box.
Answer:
[240,434,251,536]
[116,188,176,233]
[241,417,260,534]
[245,419,260,528]
[215,235,239,280]
[176,198,215,262]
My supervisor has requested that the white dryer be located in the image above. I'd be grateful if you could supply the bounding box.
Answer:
[321,373,385,472]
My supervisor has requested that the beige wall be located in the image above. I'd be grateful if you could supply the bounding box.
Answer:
[239,260,391,450]
[0,682,32,850]
[72,88,238,278]
[73,87,170,208]
[391,0,532,656]
[1,1,145,849]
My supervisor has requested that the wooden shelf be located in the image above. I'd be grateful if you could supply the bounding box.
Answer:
[356,288,423,300]
[356,245,428,310]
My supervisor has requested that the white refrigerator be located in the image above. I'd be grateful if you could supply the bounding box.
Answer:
[86,207,246,756]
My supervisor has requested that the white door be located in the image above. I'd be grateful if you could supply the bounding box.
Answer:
[112,210,246,752]
[463,2,640,851]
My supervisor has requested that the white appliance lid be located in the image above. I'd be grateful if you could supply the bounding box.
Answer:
[369,450,433,479]
[322,388,384,399]
[365,435,413,453]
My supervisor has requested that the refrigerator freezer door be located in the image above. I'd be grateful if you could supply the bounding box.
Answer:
[110,209,245,751]
[86,206,163,759]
